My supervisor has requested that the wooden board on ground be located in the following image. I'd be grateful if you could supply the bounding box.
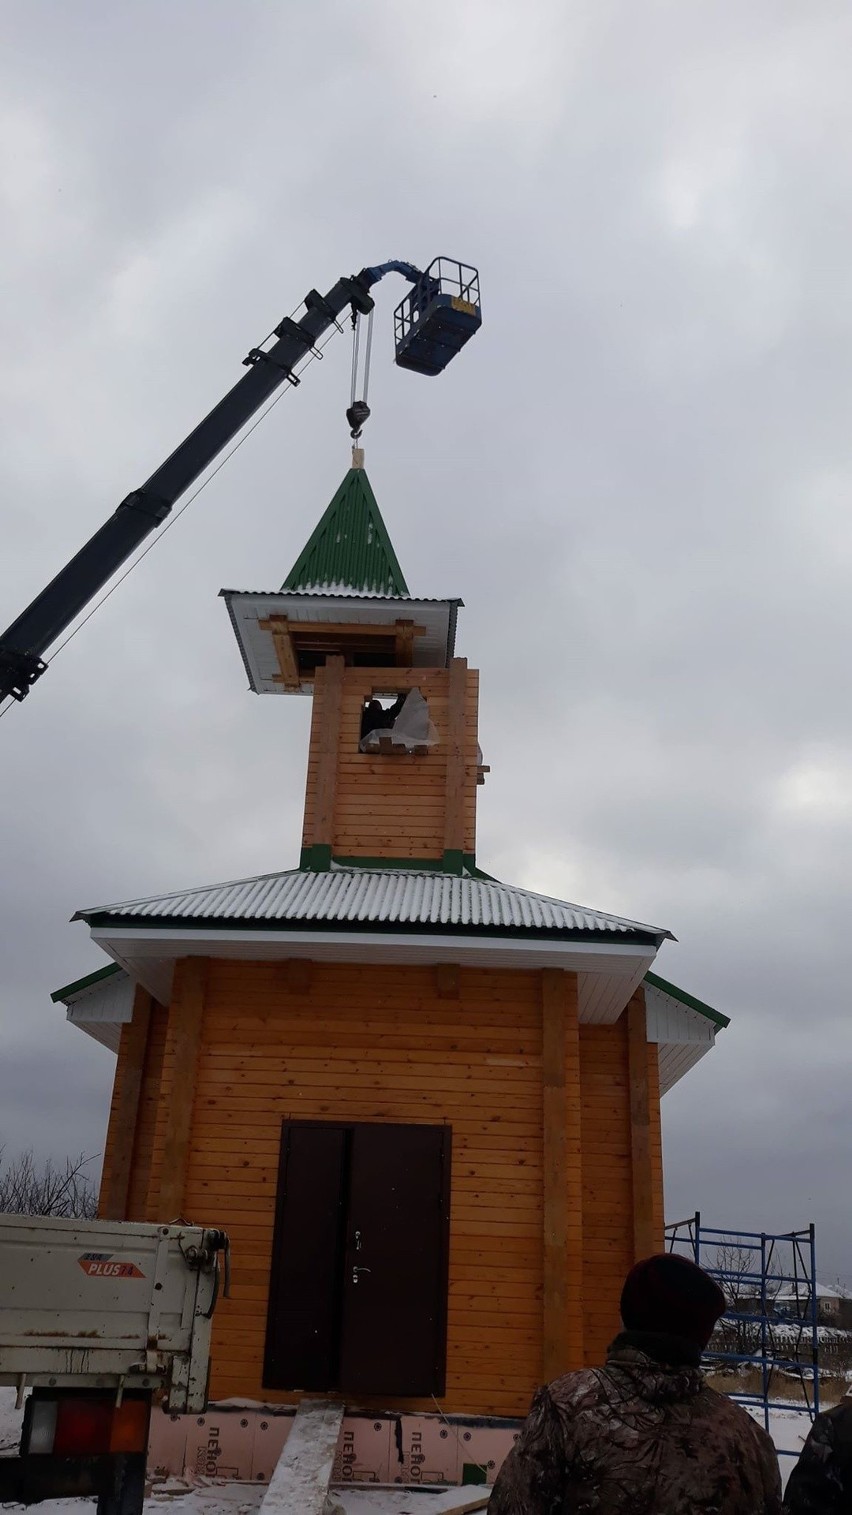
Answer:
[260,1398,343,1515]
[334,1489,490,1514]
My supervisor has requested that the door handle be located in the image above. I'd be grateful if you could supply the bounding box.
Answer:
[352,1266,372,1284]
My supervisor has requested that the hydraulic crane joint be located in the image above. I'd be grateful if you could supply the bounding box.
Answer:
[118,491,171,523]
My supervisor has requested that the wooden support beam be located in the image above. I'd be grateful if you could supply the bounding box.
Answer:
[260,1399,343,1515]
[158,958,208,1220]
[99,986,152,1221]
[263,617,426,640]
[311,655,345,849]
[434,963,460,999]
[443,657,468,859]
[394,618,415,665]
[260,617,301,691]
[627,989,657,1260]
[541,968,584,1380]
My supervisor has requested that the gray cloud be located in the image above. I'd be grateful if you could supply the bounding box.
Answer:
[2,0,852,1282]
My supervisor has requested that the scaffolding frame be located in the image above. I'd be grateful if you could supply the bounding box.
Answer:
[666,1212,819,1453]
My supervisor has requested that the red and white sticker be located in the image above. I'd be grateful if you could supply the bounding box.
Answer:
[78,1252,145,1279]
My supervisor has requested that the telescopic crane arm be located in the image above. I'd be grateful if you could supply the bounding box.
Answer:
[0,255,481,706]
[0,267,385,704]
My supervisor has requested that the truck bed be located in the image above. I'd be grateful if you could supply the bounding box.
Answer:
[0,1214,227,1413]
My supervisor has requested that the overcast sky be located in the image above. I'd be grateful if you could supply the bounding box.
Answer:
[2,0,851,1284]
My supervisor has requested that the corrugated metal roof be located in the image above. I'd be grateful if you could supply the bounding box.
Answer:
[282,467,409,597]
[75,868,671,942]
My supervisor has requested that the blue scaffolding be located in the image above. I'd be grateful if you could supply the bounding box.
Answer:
[666,1213,819,1456]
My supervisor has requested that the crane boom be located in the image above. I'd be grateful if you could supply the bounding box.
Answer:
[0,256,481,706]
[0,268,377,703]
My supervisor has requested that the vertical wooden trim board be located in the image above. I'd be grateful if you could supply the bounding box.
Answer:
[443,657,468,857]
[627,990,656,1261]
[311,655,345,849]
[541,968,584,1379]
[99,987,152,1221]
[158,958,208,1219]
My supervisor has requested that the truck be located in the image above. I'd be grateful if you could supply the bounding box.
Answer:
[0,1214,230,1514]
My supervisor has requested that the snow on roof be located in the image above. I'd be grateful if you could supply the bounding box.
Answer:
[74,867,673,942]
[776,1282,852,1301]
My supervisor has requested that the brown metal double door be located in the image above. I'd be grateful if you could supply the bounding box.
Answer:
[263,1120,451,1397]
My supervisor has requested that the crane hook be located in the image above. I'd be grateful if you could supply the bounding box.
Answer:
[347,308,374,442]
[346,399,371,439]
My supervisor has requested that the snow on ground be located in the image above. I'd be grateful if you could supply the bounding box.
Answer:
[746,1405,810,1494]
[0,1388,815,1510]
[0,1390,23,1460]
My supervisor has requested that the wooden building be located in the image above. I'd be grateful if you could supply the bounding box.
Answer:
[56,459,728,1425]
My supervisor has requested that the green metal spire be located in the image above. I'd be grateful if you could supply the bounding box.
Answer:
[281,464,410,597]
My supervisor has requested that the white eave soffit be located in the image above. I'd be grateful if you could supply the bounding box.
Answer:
[88,927,660,1026]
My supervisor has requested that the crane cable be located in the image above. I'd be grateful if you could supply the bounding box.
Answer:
[346,307,374,446]
[0,317,344,723]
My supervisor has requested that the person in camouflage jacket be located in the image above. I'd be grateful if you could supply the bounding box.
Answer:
[784,1397,852,1513]
[489,1253,782,1515]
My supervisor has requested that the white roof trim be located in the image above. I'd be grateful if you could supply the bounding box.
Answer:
[88,927,658,1027]
[645,979,718,1094]
[221,592,458,694]
[62,969,134,1055]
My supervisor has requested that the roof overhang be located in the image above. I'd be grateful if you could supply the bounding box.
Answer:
[220,590,462,694]
[58,940,724,1095]
[51,963,133,1053]
[644,974,725,1094]
[87,924,657,1026]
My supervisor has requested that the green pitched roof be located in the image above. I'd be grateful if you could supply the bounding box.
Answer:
[282,466,410,597]
[51,962,122,1002]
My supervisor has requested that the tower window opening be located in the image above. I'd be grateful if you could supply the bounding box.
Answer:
[359,689,438,754]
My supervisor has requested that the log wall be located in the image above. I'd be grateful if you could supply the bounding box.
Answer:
[103,959,664,1417]
[302,662,479,861]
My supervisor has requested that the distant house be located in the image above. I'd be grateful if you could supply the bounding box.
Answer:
[774,1282,852,1325]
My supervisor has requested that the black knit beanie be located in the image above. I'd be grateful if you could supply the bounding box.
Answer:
[620,1253,726,1351]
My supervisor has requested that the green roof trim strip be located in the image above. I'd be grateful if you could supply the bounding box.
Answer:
[299,850,485,876]
[51,962,122,1003]
[643,969,730,1029]
[282,467,410,597]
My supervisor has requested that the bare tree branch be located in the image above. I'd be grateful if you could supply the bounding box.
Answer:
[0,1146,98,1218]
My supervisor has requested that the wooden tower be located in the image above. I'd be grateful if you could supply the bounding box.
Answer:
[56,458,729,1430]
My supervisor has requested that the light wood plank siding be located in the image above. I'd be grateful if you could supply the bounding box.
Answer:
[127,1003,167,1221]
[180,960,544,1416]
[579,1022,634,1366]
[541,969,584,1377]
[627,990,656,1260]
[98,1025,129,1219]
[146,958,208,1221]
[647,1041,665,1252]
[105,960,665,1414]
[302,666,479,860]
